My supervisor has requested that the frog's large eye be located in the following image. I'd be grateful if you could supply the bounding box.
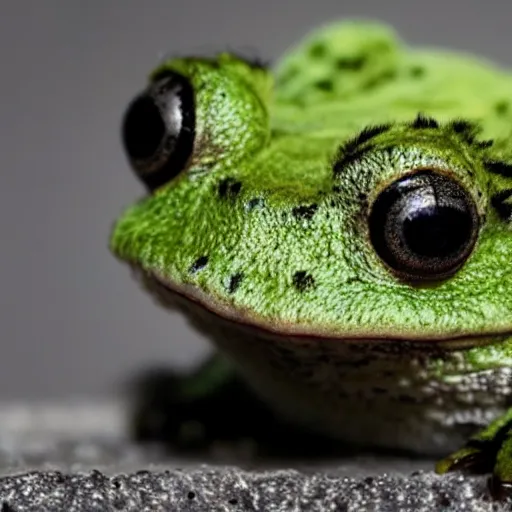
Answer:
[122,71,195,191]
[368,170,479,280]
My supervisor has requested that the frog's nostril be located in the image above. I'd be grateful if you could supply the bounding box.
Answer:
[123,95,166,161]
[369,170,480,281]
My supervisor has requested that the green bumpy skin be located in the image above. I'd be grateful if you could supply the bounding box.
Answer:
[111,20,512,497]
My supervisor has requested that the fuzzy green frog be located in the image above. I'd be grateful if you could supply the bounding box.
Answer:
[110,20,512,497]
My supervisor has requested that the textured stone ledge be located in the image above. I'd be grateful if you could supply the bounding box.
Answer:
[0,402,506,511]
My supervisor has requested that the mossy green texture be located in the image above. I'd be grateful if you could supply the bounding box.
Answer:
[111,20,512,341]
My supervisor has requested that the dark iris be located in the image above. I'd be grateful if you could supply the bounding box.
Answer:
[369,170,479,280]
[123,96,166,161]
[122,70,195,191]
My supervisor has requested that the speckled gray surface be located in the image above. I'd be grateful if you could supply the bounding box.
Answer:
[0,402,508,511]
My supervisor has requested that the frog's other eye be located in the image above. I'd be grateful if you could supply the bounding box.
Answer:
[368,170,479,281]
[122,71,195,191]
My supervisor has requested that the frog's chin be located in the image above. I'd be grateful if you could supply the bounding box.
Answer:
[132,265,509,350]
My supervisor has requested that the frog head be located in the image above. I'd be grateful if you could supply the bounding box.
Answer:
[110,21,512,346]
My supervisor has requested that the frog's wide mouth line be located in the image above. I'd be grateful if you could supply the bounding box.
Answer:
[132,266,511,349]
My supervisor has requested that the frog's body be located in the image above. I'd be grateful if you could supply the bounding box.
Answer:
[142,275,512,456]
[111,20,512,493]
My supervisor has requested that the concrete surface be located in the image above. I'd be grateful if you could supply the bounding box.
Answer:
[0,402,508,511]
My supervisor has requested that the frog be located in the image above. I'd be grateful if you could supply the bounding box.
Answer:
[110,19,512,498]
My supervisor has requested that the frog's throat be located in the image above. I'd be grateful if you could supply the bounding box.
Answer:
[135,266,510,349]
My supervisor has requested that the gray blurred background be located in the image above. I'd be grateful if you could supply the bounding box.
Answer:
[0,0,510,399]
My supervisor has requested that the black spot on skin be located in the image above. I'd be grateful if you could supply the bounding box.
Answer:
[491,189,512,220]
[309,42,327,59]
[333,124,391,175]
[293,271,315,292]
[228,272,243,293]
[332,185,342,193]
[449,119,487,147]
[410,113,439,129]
[476,139,494,149]
[358,192,367,203]
[219,178,242,199]
[189,256,208,273]
[410,66,425,78]
[450,119,475,134]
[187,491,196,500]
[461,132,477,146]
[270,127,288,139]
[485,160,512,178]
[246,197,265,211]
[336,55,367,71]
[449,119,489,147]
[219,180,229,197]
[292,204,318,221]
[231,182,242,194]
[495,101,509,116]
[315,79,334,92]
[343,276,362,286]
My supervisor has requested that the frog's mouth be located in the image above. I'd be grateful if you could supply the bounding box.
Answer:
[133,266,511,351]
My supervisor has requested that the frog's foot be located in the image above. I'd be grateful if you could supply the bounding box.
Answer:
[435,409,512,500]
[129,354,277,453]
[129,353,343,458]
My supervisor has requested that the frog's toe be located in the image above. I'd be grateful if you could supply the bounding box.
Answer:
[128,361,280,452]
[488,475,512,501]
[487,435,512,499]
[129,369,211,448]
[436,442,512,501]
[436,411,512,501]
[435,443,496,475]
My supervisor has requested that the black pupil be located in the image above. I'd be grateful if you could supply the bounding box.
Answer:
[403,205,472,258]
[123,95,165,161]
